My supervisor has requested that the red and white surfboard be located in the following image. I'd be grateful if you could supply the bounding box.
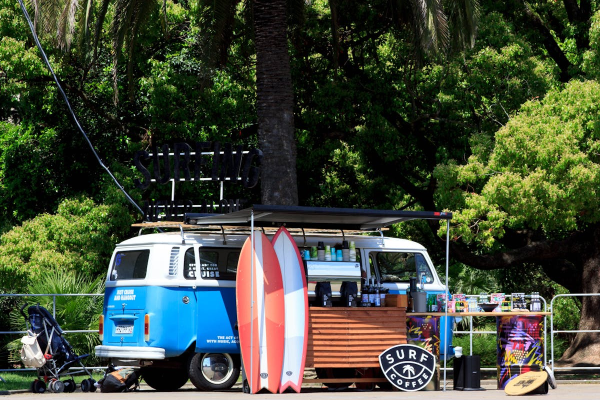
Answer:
[272,227,309,393]
[236,232,285,394]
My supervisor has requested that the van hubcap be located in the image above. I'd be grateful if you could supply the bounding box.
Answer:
[201,353,234,384]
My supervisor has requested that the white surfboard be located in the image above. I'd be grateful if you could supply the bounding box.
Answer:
[272,227,308,393]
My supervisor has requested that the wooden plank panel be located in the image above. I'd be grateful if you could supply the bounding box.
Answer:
[306,307,407,368]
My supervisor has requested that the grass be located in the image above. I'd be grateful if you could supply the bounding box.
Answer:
[0,371,105,391]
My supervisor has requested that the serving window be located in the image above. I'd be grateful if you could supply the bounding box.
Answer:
[370,252,434,284]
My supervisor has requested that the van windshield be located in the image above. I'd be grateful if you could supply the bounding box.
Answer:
[372,252,433,283]
[110,250,150,281]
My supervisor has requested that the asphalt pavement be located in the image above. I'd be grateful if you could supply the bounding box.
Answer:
[4,380,600,399]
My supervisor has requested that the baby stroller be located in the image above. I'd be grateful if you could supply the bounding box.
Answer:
[20,303,97,393]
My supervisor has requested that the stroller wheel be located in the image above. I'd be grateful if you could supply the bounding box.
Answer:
[51,380,65,393]
[32,379,46,393]
[81,378,92,392]
[64,379,76,393]
[88,379,97,392]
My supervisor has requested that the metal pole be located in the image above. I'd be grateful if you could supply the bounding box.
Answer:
[249,209,255,394]
[53,295,56,318]
[470,316,473,355]
[550,296,554,372]
[443,219,450,391]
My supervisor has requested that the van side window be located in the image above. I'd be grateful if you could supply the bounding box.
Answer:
[373,252,433,283]
[197,249,240,280]
[226,252,239,275]
[184,248,196,279]
[199,251,220,279]
[110,250,149,281]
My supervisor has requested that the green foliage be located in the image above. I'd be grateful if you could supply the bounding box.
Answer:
[583,12,600,79]
[0,197,132,294]
[451,264,498,295]
[451,330,497,367]
[437,80,600,248]
[6,268,104,366]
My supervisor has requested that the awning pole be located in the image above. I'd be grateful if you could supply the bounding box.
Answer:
[249,209,254,394]
[443,219,450,391]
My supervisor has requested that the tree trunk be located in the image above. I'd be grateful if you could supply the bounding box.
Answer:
[253,0,299,206]
[559,227,600,365]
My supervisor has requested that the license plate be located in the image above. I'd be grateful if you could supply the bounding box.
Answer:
[115,325,133,334]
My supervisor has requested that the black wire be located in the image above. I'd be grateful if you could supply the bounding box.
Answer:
[17,0,146,218]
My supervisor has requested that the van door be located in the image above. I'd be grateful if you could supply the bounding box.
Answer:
[195,248,240,354]
[104,249,150,345]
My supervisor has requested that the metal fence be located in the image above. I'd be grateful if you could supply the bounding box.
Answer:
[550,293,600,372]
[1,292,597,375]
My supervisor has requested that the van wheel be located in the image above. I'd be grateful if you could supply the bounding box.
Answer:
[189,353,240,391]
[141,366,189,391]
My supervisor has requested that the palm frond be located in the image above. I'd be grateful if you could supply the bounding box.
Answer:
[197,0,241,66]
[445,0,480,51]
[57,0,79,51]
[77,0,95,62]
[92,0,112,66]
[413,0,449,55]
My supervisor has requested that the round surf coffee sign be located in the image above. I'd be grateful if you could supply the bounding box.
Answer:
[379,344,436,392]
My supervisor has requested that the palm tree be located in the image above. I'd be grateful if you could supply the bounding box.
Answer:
[196,0,480,206]
[23,0,479,206]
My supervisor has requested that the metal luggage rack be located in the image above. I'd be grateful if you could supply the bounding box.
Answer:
[131,220,386,245]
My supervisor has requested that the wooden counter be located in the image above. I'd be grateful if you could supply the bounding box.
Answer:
[306,307,407,368]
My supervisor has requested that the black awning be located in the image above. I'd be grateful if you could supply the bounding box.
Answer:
[185,204,451,230]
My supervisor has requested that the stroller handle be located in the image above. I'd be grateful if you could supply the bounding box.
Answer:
[20,302,28,319]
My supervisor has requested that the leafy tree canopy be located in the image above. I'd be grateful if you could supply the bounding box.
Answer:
[0,197,132,293]
[436,80,600,248]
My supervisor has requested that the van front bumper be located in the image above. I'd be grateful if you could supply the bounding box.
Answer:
[95,345,166,360]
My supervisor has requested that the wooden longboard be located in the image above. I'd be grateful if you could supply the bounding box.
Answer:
[236,233,285,394]
[504,371,548,396]
[272,227,308,393]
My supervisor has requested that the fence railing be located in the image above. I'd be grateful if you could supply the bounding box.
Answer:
[1,292,597,376]
[550,293,600,372]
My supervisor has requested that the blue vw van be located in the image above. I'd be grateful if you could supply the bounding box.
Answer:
[95,208,453,391]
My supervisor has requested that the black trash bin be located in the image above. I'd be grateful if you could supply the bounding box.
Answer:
[453,355,485,391]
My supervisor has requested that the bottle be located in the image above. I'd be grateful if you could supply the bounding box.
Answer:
[324,245,331,261]
[330,247,336,261]
[342,241,350,261]
[374,280,381,307]
[336,249,343,261]
[369,278,376,306]
[310,246,318,261]
[317,242,325,261]
[379,281,387,307]
[361,278,370,306]
[349,241,356,262]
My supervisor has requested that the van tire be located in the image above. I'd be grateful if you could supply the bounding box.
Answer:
[189,353,240,391]
[141,366,189,391]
